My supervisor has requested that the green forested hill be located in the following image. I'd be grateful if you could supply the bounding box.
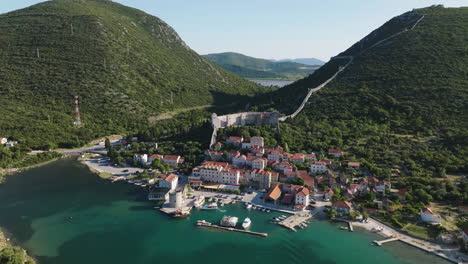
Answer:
[0,0,268,148]
[258,6,468,178]
[204,52,319,80]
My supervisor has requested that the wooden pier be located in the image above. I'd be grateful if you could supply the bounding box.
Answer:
[374,237,399,246]
[196,221,268,237]
[347,221,354,232]
[278,214,311,231]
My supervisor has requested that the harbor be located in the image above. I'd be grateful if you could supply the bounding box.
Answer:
[277,213,312,231]
[196,220,268,237]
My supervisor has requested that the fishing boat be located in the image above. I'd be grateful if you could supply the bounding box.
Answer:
[242,217,252,229]
[201,202,218,210]
[171,209,190,218]
[193,196,205,208]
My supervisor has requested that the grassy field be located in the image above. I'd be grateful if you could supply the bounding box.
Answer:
[401,224,430,240]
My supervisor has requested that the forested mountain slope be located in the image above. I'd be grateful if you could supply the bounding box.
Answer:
[0,0,267,148]
[265,6,468,178]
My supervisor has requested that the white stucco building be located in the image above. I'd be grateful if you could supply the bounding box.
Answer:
[310,161,327,173]
[159,173,179,191]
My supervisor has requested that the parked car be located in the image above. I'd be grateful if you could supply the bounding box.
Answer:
[123,169,129,172]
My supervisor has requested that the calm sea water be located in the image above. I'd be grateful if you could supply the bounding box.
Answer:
[0,159,450,264]
[250,79,294,87]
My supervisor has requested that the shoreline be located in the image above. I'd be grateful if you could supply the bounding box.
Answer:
[0,157,63,183]
[350,217,466,264]
[0,228,36,264]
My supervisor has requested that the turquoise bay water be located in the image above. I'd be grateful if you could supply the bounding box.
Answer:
[0,159,449,264]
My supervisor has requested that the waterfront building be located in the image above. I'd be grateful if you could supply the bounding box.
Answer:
[295,187,310,208]
[192,161,240,185]
[159,173,179,191]
[332,200,353,214]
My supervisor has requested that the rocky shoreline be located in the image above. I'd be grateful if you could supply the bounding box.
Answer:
[0,229,36,264]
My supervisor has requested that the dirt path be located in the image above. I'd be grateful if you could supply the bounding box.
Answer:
[148,105,211,123]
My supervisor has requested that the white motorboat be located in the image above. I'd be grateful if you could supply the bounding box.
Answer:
[193,196,205,208]
[242,217,252,229]
[201,202,218,210]
[246,203,253,209]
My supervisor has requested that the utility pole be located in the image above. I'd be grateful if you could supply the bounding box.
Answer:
[36,48,40,58]
[71,23,74,36]
[170,92,174,105]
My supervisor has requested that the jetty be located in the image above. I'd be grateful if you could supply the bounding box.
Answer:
[278,214,311,231]
[374,237,399,246]
[347,221,354,232]
[196,221,268,237]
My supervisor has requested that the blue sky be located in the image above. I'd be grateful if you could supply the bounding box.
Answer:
[1,0,467,61]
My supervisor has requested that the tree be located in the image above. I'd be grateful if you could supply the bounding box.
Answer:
[349,210,360,220]
[291,177,305,186]
[329,208,338,219]
[362,211,369,221]
[105,137,111,150]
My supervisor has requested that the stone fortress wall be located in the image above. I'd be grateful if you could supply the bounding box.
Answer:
[209,11,424,148]
[210,112,282,147]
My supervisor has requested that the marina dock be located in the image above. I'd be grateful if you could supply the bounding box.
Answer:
[278,214,311,231]
[374,237,399,246]
[196,221,268,237]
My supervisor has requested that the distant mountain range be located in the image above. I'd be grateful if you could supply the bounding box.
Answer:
[203,52,321,80]
[273,58,325,66]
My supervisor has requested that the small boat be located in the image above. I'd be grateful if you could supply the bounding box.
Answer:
[242,217,252,229]
[153,206,160,209]
[171,209,190,218]
[266,210,271,213]
[252,206,257,210]
[220,202,225,207]
[201,202,218,210]
[193,196,205,208]
[340,226,348,230]
[246,203,253,209]
[261,208,266,212]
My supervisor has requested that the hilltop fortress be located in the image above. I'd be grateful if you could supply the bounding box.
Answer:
[210,112,283,147]
[211,112,282,128]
